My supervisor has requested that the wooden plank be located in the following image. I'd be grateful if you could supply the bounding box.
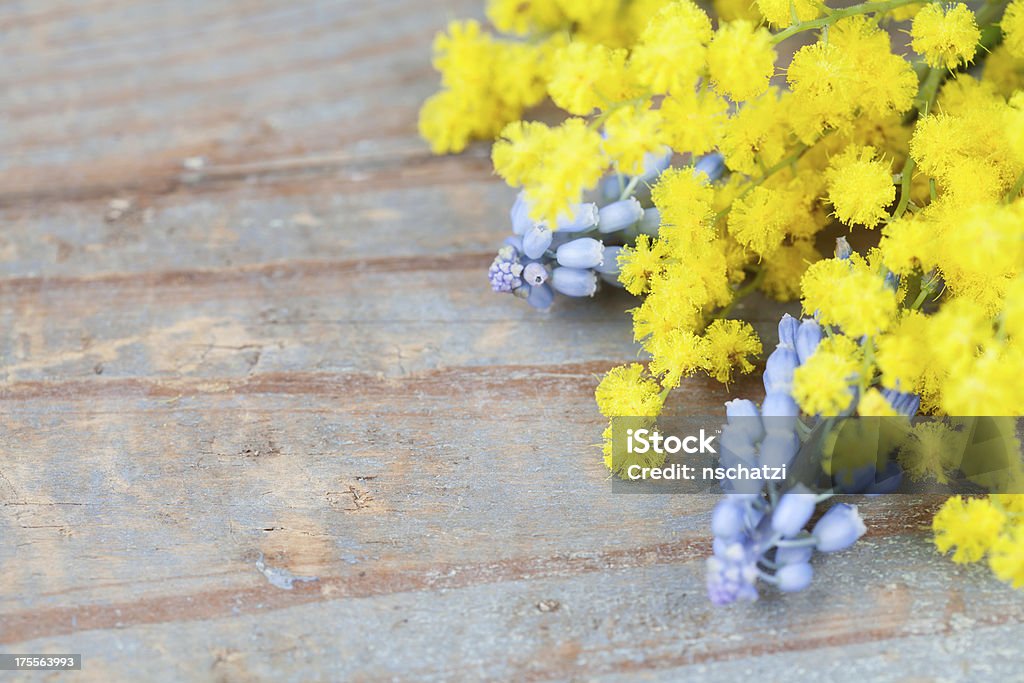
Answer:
[2,0,1020,680]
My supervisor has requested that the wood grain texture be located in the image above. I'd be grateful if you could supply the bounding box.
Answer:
[2,1,1022,681]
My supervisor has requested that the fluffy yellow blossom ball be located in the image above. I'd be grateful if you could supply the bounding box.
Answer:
[493,119,607,225]
[933,496,1006,563]
[792,336,861,415]
[602,105,666,175]
[548,42,632,115]
[707,21,776,102]
[486,0,566,35]
[648,328,709,388]
[719,88,791,173]
[630,0,712,93]
[660,88,729,157]
[602,421,666,478]
[875,310,932,393]
[755,0,820,28]
[701,319,762,384]
[728,186,799,258]
[801,256,898,337]
[492,120,553,187]
[1004,0,1024,58]
[595,363,664,417]
[989,526,1024,589]
[857,388,899,416]
[983,44,1024,96]
[911,3,980,69]
[618,234,669,295]
[825,146,895,229]
[651,166,716,241]
[713,0,763,22]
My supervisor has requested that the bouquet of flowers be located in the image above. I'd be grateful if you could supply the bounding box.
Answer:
[419,0,1024,603]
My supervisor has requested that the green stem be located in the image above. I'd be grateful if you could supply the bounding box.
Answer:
[770,0,922,45]
[916,66,944,117]
[892,156,915,220]
[618,174,642,201]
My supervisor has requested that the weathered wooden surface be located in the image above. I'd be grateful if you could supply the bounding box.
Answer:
[1,1,1023,680]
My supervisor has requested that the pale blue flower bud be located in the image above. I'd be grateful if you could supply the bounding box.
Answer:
[759,430,800,469]
[522,262,548,286]
[725,398,760,420]
[554,202,599,232]
[594,246,622,275]
[637,207,661,236]
[865,461,903,495]
[882,388,920,417]
[503,235,523,252]
[763,346,799,394]
[884,271,900,291]
[771,492,816,536]
[776,562,813,592]
[725,399,764,444]
[638,146,674,181]
[600,176,621,201]
[835,236,852,260]
[694,152,726,183]
[556,238,604,269]
[523,226,553,259]
[599,272,623,287]
[712,499,746,539]
[511,192,532,235]
[597,198,644,233]
[774,545,813,565]
[526,283,554,310]
[795,319,822,364]
[761,392,799,418]
[551,267,597,297]
[812,503,866,552]
[778,313,799,348]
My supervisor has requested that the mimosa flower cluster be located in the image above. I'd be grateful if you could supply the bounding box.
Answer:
[421,0,1024,599]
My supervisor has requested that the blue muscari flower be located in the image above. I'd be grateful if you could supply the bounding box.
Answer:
[523,226,553,259]
[706,312,873,605]
[597,198,644,233]
[511,193,600,235]
[510,192,532,235]
[550,267,597,297]
[637,207,661,236]
[694,152,726,183]
[706,537,760,606]
[554,202,600,232]
[812,504,866,552]
[522,262,548,287]
[594,246,622,276]
[776,562,814,592]
[882,388,921,416]
[638,146,674,181]
[771,492,817,537]
[556,238,604,269]
[488,246,524,293]
[526,283,554,310]
[835,236,853,259]
[795,318,822,364]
